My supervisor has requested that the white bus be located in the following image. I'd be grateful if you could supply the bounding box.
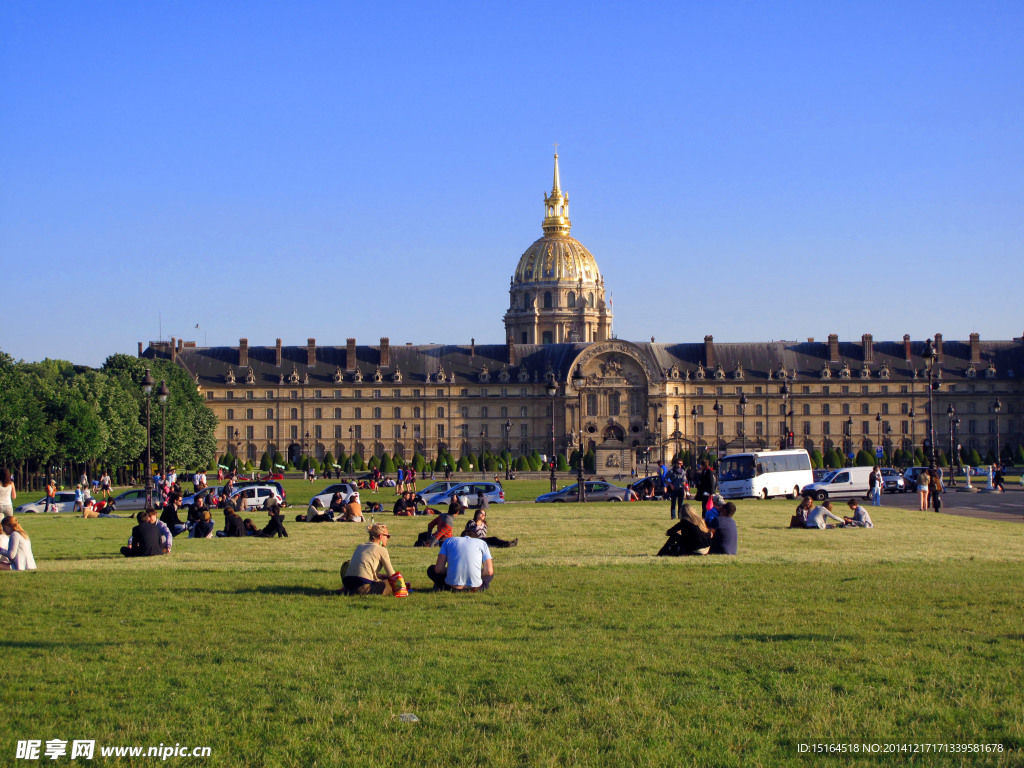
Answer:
[718,449,814,500]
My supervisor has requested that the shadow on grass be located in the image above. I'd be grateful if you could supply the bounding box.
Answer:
[726,633,856,643]
[232,585,340,597]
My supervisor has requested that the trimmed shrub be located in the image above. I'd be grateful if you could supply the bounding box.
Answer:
[323,452,335,471]
[556,454,569,471]
[259,452,272,471]
[809,449,824,470]
[380,453,395,474]
[584,449,596,473]
[457,456,471,472]
[855,450,875,467]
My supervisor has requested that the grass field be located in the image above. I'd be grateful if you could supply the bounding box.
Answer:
[5,486,1024,767]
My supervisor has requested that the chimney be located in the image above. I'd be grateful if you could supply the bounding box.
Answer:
[380,337,390,368]
[862,334,873,364]
[307,338,316,367]
[346,338,357,371]
[969,333,981,364]
[137,341,143,357]
[903,334,911,362]
[828,334,839,363]
[239,338,249,367]
[170,336,177,364]
[704,335,714,369]
[508,337,517,367]
[934,333,943,365]
[471,338,476,360]
[807,337,814,343]
[275,338,282,367]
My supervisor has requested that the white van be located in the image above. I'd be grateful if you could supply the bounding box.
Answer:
[801,466,874,501]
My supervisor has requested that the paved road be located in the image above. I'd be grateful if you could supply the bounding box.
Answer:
[867,484,1024,523]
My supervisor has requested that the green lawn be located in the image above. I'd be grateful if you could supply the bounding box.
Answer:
[4,498,1023,767]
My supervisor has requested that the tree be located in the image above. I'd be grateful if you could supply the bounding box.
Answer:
[967,449,982,467]
[515,456,530,471]
[367,456,379,470]
[457,456,471,472]
[412,452,426,473]
[556,454,569,471]
[323,451,336,471]
[259,452,272,471]
[1014,445,1024,466]
[466,453,479,472]
[380,453,395,474]
[484,455,497,471]
[823,448,843,469]
[809,449,824,469]
[584,449,596,473]
[855,450,875,467]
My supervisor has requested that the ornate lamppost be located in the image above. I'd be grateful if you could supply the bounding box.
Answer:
[504,418,512,480]
[158,380,169,481]
[947,403,958,486]
[545,380,558,492]
[993,398,1002,466]
[571,366,587,502]
[738,393,748,453]
[909,408,915,463]
[875,413,882,462]
[672,405,681,462]
[845,416,853,462]
[713,400,723,458]
[924,339,938,468]
[480,428,487,479]
[780,382,790,449]
[690,406,698,470]
[141,368,155,509]
[402,422,408,466]
[348,426,354,464]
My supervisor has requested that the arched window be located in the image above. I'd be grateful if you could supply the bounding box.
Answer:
[588,292,595,307]
[567,291,576,308]
[544,292,552,309]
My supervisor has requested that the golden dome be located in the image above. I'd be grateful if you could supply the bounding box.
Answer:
[511,152,603,286]
[513,234,601,285]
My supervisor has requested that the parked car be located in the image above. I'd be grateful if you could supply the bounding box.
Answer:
[418,481,461,498]
[231,479,287,504]
[812,469,831,482]
[536,481,631,503]
[181,486,223,508]
[228,485,284,510]
[310,482,359,508]
[801,466,874,501]
[630,475,667,500]
[901,466,934,489]
[111,488,160,511]
[880,468,906,493]
[423,482,505,507]
[16,490,78,514]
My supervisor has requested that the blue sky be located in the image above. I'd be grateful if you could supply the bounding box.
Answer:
[2,1,1022,366]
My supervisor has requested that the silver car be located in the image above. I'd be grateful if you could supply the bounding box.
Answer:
[535,481,631,503]
[424,482,505,507]
[16,490,78,514]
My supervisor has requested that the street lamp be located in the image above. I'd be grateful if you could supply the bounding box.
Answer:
[875,413,882,461]
[924,339,938,468]
[884,423,893,467]
[304,432,310,470]
[141,368,155,509]
[738,393,748,454]
[480,428,487,479]
[712,400,723,458]
[402,422,408,464]
[909,408,915,463]
[845,416,853,462]
[947,403,957,485]
[348,426,354,464]
[993,398,1002,466]
[643,417,650,476]
[504,418,512,479]
[545,380,558,492]
[571,366,587,502]
[157,380,170,481]
[780,382,790,449]
[690,406,698,470]
[672,405,681,462]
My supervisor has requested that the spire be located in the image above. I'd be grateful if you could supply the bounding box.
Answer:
[542,150,571,235]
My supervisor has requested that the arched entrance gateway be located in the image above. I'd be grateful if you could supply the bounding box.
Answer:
[566,340,662,475]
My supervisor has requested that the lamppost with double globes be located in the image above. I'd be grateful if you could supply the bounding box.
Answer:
[690,406,698,470]
[504,418,513,480]
[738,393,748,454]
[993,398,1002,466]
[141,368,155,509]
[545,380,558,492]
[571,367,587,502]
[924,339,939,468]
[713,400,723,458]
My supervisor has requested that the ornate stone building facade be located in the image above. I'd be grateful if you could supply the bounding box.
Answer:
[143,156,1024,472]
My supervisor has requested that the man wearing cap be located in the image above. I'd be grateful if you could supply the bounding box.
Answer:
[664,459,688,520]
[427,535,494,592]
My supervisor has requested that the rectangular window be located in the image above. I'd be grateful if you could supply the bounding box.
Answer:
[901,420,908,434]
[334,426,342,439]
[481,425,489,437]
[206,391,215,400]
[697,422,705,436]
[754,386,762,394]
[314,390,322,399]
[802,386,810,394]
[436,389,444,397]
[373,407,382,419]
[246,391,253,400]
[841,385,850,394]
[393,425,402,439]
[755,404,763,416]
[822,386,829,396]
[314,407,322,419]
[393,389,400,398]
[481,389,488,397]
[373,425,382,439]
[755,421,763,435]
[265,391,274,399]
[481,406,489,418]
[314,425,322,439]
[227,409,234,420]
[266,408,274,419]
[697,405,705,416]
[500,406,508,418]
[461,390,469,397]
[334,390,341,399]
[227,391,235,400]
[696,387,704,395]
[900,385,909,394]
[246,408,254,419]
[881,385,889,394]
[437,425,445,438]
[437,407,445,418]
[354,407,362,419]
[354,426,362,439]
[862,403,870,414]
[354,390,362,399]
[413,425,421,438]
[290,391,298,399]
[290,426,298,439]
[586,394,598,416]
[803,404,811,416]
[520,424,528,436]
[290,408,298,419]
[842,403,850,415]
[413,407,421,418]
[881,403,889,415]
[246,426,254,439]
[803,421,811,436]
[413,389,420,397]
[266,426,274,440]
[862,420,870,434]
[822,421,831,435]
[716,387,723,396]
[520,406,528,418]
[822,404,830,416]
[373,390,381,399]
[393,407,401,418]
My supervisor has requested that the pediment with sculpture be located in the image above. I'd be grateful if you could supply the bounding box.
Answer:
[568,340,659,391]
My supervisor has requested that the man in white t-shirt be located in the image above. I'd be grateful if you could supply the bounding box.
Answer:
[427,536,494,591]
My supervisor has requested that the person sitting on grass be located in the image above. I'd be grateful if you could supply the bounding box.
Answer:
[304,498,330,523]
[447,493,465,517]
[339,492,363,522]
[256,498,288,538]
[805,500,846,529]
[709,501,738,555]
[340,523,396,595]
[790,496,814,528]
[161,493,188,536]
[189,509,216,538]
[843,498,874,528]
[0,516,37,570]
[121,509,170,557]
[427,534,494,591]
[657,504,712,556]
[462,509,518,548]
[393,491,416,516]
[415,511,454,547]
[328,492,348,520]
[216,506,246,538]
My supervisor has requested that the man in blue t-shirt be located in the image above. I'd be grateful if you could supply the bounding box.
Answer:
[709,501,738,555]
[427,536,494,591]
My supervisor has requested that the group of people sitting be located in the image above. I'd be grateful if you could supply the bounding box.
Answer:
[657,499,737,557]
[301,492,366,523]
[791,496,874,529]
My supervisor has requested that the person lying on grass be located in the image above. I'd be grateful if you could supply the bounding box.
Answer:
[414,511,454,547]
[805,500,846,529]
[843,498,874,528]
[340,523,397,595]
[657,504,712,556]
[462,509,518,548]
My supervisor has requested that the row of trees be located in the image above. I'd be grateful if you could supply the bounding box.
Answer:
[0,350,218,489]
